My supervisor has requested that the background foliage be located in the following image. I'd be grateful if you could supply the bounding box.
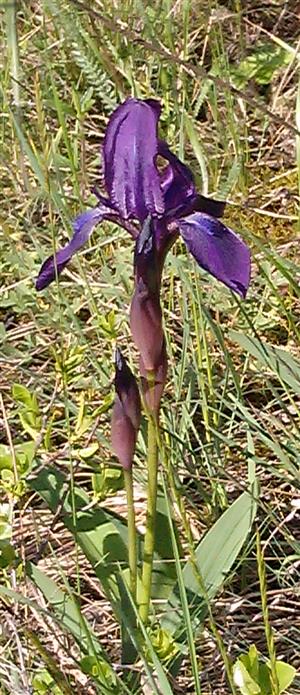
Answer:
[1,0,299,693]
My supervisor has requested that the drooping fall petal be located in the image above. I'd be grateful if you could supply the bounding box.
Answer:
[103,98,165,223]
[178,213,251,297]
[36,206,113,290]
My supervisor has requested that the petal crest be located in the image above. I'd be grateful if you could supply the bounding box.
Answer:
[178,213,251,297]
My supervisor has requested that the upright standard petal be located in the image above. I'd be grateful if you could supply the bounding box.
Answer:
[103,98,165,223]
[178,213,251,297]
[158,140,195,215]
[159,141,226,219]
[36,206,112,290]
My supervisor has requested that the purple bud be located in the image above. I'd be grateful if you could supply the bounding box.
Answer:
[130,217,164,371]
[139,341,168,415]
[130,282,164,372]
[111,349,141,470]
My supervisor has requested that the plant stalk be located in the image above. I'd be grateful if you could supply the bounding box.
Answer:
[124,468,137,601]
[139,415,159,623]
[5,0,27,186]
[257,530,279,695]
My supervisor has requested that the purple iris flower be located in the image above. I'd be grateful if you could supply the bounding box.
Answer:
[36,98,250,297]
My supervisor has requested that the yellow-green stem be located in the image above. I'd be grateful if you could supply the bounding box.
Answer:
[257,530,279,695]
[124,468,137,600]
[139,416,159,623]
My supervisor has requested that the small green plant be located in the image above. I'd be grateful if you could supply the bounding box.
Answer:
[0,502,15,570]
[12,383,42,440]
[233,644,296,695]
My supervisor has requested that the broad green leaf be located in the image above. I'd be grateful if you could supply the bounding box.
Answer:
[28,467,130,606]
[230,331,300,395]
[273,661,296,693]
[28,467,180,610]
[27,563,110,660]
[77,442,99,459]
[163,486,257,634]
[246,644,260,682]
[12,383,39,411]
[233,660,261,695]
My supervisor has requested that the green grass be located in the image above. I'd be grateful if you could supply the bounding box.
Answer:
[1,1,300,693]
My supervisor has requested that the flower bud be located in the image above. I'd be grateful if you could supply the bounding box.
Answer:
[130,281,164,372]
[111,349,141,470]
[130,216,164,371]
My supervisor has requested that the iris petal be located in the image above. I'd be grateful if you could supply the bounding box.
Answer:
[158,141,226,219]
[158,140,195,214]
[178,213,251,297]
[36,206,110,290]
[103,98,165,223]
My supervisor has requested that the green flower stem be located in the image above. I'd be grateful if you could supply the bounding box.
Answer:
[124,468,137,600]
[139,415,159,624]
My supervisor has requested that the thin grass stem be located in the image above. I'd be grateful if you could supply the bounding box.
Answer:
[139,415,159,624]
[123,468,137,601]
[256,529,280,695]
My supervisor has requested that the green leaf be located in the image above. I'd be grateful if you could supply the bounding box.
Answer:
[27,563,117,691]
[91,465,123,501]
[12,383,39,412]
[229,331,300,396]
[0,441,36,475]
[246,644,260,682]
[77,442,99,459]
[233,660,261,695]
[19,412,40,440]
[32,669,65,695]
[163,486,257,634]
[116,572,175,695]
[231,43,291,88]
[28,467,179,611]
[12,383,41,439]
[28,467,129,607]
[273,661,296,693]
